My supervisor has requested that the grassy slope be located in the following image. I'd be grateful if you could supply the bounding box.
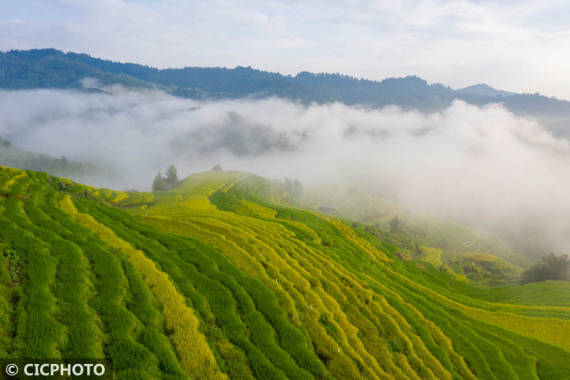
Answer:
[305,186,530,283]
[0,166,569,379]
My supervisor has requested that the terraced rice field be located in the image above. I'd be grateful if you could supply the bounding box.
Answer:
[0,166,569,379]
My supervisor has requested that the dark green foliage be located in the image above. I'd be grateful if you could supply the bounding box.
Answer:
[521,253,569,284]
[152,173,167,192]
[152,165,180,192]
[0,49,154,90]
[389,215,403,234]
[164,165,179,188]
[212,164,222,171]
[3,249,22,284]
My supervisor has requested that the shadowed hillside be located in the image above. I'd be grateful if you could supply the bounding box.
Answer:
[0,136,99,179]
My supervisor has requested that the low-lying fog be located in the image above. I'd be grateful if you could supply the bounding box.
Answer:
[1,88,569,257]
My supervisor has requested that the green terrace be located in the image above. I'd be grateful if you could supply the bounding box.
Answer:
[0,166,569,379]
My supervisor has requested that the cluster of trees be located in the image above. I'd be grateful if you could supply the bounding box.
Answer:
[520,253,569,284]
[3,248,22,284]
[284,178,303,200]
[152,165,180,192]
[389,216,403,234]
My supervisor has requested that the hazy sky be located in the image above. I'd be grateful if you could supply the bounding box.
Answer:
[2,0,570,98]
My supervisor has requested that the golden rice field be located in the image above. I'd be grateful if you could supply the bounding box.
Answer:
[0,166,569,379]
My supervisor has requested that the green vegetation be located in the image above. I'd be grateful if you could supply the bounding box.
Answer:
[5,48,570,124]
[0,136,98,178]
[521,253,569,284]
[152,165,181,192]
[3,249,23,284]
[0,166,569,379]
[389,215,403,234]
[305,185,530,284]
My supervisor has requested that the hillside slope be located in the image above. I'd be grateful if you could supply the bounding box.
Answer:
[0,137,99,179]
[4,49,570,134]
[0,166,569,379]
[305,186,529,284]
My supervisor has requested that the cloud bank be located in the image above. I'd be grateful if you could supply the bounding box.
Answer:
[1,88,570,256]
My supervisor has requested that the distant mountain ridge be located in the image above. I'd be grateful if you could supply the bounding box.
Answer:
[2,48,570,135]
[457,83,515,98]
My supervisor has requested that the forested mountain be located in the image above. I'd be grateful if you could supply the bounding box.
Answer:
[3,49,570,133]
[457,83,515,98]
